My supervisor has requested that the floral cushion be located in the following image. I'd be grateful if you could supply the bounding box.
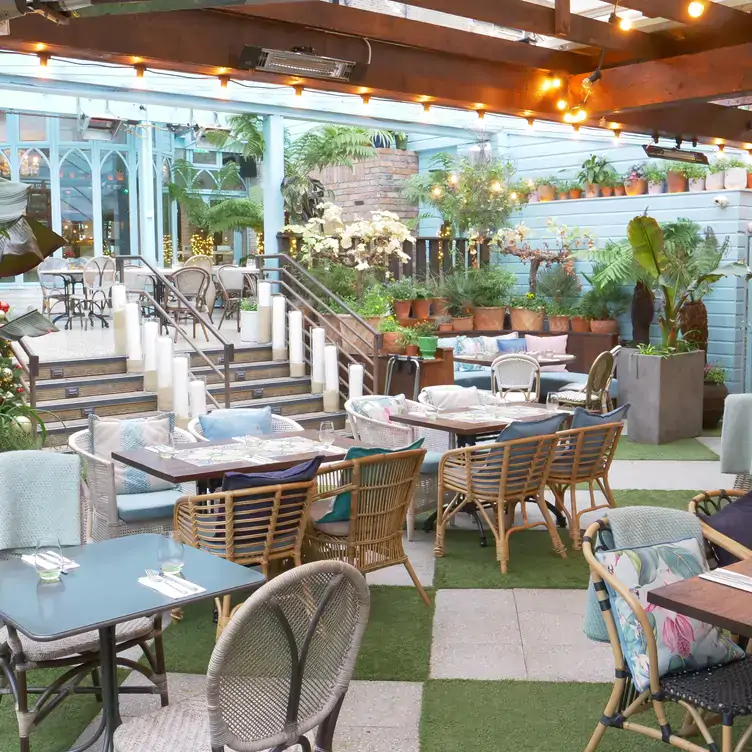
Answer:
[597,537,745,692]
[455,335,486,372]
[351,395,407,423]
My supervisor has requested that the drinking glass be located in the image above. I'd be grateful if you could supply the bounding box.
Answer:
[157,532,184,575]
[243,426,263,452]
[35,537,63,582]
[319,421,336,448]
[157,436,177,460]
[546,394,560,412]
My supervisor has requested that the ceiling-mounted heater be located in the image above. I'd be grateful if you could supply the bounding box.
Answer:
[77,115,124,142]
[238,45,365,82]
[643,144,709,164]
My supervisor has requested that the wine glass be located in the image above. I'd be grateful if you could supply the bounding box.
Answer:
[319,420,336,449]
[546,394,560,412]
[35,537,64,582]
[157,532,184,575]
[157,436,177,460]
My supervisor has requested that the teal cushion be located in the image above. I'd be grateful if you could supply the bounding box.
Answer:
[199,407,272,441]
[116,488,184,522]
[421,450,443,475]
[318,439,425,523]
[497,339,527,354]
[572,403,631,429]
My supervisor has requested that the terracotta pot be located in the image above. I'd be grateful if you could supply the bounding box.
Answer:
[590,319,619,335]
[747,172,752,189]
[510,308,544,331]
[703,381,728,430]
[437,323,453,332]
[557,191,569,201]
[451,316,474,331]
[411,298,432,320]
[392,300,411,319]
[648,181,665,195]
[547,315,570,333]
[431,298,449,317]
[725,167,747,190]
[405,344,419,357]
[601,186,614,197]
[381,331,403,354]
[569,188,583,199]
[537,184,556,202]
[613,185,626,196]
[689,177,705,193]
[585,183,600,199]
[624,178,647,196]
[473,306,505,331]
[706,172,724,191]
[666,171,688,193]
[571,316,590,333]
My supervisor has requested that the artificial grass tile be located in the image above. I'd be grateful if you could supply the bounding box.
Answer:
[420,679,709,752]
[161,586,434,682]
[433,529,589,590]
[615,437,717,461]
[613,489,697,510]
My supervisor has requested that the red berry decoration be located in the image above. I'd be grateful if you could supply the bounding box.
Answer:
[0,302,9,313]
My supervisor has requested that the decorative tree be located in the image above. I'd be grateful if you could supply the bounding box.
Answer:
[0,301,25,406]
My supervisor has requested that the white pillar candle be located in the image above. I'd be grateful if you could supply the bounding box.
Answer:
[125,302,142,373]
[288,310,304,377]
[156,336,173,411]
[271,295,287,361]
[111,284,127,356]
[311,327,326,394]
[324,345,340,413]
[189,378,207,419]
[172,356,190,428]
[142,320,159,392]
[257,281,272,344]
[348,363,364,401]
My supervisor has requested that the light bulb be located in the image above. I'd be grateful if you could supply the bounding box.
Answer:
[576,108,588,122]
[619,16,632,30]
[449,174,458,185]
[688,1,705,17]
[490,181,502,193]
[556,99,568,111]
[432,186,442,197]
[526,117,535,130]
[510,192,518,202]
[37,53,49,68]
[613,129,621,143]
[422,102,431,113]
[550,77,562,89]
[134,64,145,78]
[717,143,725,153]
[572,125,581,138]
[218,76,229,89]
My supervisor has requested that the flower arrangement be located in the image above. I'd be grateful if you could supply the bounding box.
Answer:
[509,292,546,311]
[704,363,726,384]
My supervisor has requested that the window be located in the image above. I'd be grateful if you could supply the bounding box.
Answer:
[192,150,217,166]
[60,150,94,260]
[101,152,131,255]
[194,170,217,190]
[19,115,47,141]
[59,117,83,142]
[18,148,51,282]
[0,113,7,143]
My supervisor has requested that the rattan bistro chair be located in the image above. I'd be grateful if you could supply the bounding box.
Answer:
[689,490,752,565]
[187,413,304,442]
[435,434,567,574]
[166,267,210,342]
[582,517,752,752]
[490,353,541,403]
[550,349,614,413]
[174,477,319,637]
[304,448,431,605]
[547,422,623,549]
[113,561,370,752]
[215,264,245,330]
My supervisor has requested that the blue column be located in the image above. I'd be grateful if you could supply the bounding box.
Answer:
[262,114,285,266]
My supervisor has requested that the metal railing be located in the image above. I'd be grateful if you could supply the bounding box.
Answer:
[10,338,39,408]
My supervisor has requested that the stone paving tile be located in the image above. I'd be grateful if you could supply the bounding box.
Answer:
[608,460,734,490]
[697,436,722,455]
[367,531,435,587]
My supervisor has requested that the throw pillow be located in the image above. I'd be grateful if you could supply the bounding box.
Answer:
[480,333,517,352]
[596,537,745,692]
[351,395,407,423]
[199,407,272,441]
[420,386,480,410]
[572,403,631,429]
[699,493,752,567]
[525,333,568,372]
[455,335,486,372]
[317,439,425,524]
[497,339,528,354]
[497,413,567,442]
[89,413,176,495]
[498,332,520,341]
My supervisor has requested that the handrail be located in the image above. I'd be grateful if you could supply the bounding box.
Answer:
[10,339,38,408]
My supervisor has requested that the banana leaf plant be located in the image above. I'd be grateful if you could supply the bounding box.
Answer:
[626,215,752,348]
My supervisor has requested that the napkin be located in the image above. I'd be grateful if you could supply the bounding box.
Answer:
[22,552,80,570]
[138,575,206,599]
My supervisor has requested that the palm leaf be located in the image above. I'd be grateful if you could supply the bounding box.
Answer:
[628,215,664,280]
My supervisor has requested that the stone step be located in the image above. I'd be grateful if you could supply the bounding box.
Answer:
[206,376,311,402]
[194,360,295,385]
[34,372,144,401]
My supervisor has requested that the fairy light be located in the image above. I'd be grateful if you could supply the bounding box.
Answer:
[526,117,535,130]
[293,84,304,97]
[37,52,49,68]
[422,102,431,113]
[218,75,229,89]
[619,16,633,30]
[688,1,705,17]
[432,186,443,197]
[490,181,502,193]
[510,192,518,201]
[556,99,568,111]
[613,129,621,143]
[449,174,458,186]
[717,141,726,153]
[134,64,145,78]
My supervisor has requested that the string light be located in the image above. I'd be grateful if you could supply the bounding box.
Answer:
[619,16,633,30]
[134,64,145,78]
[432,186,443,197]
[556,99,568,111]
[688,1,705,17]
[717,142,725,153]
[510,192,518,202]
[613,129,621,143]
[422,102,431,113]
[541,77,562,92]
[449,174,458,185]
[490,181,502,193]
[218,75,229,89]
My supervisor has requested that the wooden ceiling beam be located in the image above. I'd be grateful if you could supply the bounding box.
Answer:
[229,2,598,73]
[616,0,752,29]
[554,0,571,38]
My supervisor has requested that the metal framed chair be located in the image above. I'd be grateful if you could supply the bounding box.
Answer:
[37,257,67,316]
[215,264,245,331]
[187,413,304,442]
[113,561,370,752]
[165,267,210,342]
[546,422,623,549]
[81,256,117,326]
[561,344,621,402]
[689,490,752,565]
[304,448,431,605]
[184,255,216,320]
[435,433,566,574]
[550,349,614,413]
[490,353,541,403]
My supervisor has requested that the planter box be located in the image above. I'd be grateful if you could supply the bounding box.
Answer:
[240,310,258,343]
[617,348,704,444]
[706,172,724,191]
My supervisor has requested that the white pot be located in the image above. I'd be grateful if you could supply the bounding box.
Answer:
[706,172,725,191]
[240,310,258,343]
[648,181,664,195]
[725,167,747,190]
[688,177,705,193]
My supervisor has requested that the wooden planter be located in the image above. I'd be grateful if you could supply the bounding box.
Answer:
[437,323,453,332]
[666,171,688,193]
[547,315,570,333]
[571,316,590,333]
[381,331,403,354]
[624,178,647,196]
[569,188,583,199]
[590,319,619,335]
[451,316,474,331]
[585,183,600,198]
[473,306,505,330]
[510,308,545,331]
[537,184,556,202]
[703,381,728,430]
[392,300,411,319]
[411,298,432,320]
[614,185,626,196]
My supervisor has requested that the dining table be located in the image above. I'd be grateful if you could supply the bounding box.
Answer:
[0,534,264,752]
[452,352,577,368]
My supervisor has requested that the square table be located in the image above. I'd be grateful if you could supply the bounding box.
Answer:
[0,534,264,751]
[452,352,577,368]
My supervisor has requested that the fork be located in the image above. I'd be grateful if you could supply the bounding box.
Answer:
[145,569,193,596]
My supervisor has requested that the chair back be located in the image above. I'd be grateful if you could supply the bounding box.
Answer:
[217,264,245,295]
[584,350,614,406]
[83,256,116,292]
[206,561,370,751]
[548,422,623,483]
[185,254,216,309]
[172,266,209,301]
[490,353,541,401]
[186,413,305,442]
[38,257,67,291]
[689,490,752,566]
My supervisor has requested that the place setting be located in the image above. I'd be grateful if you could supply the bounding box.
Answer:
[137,533,205,600]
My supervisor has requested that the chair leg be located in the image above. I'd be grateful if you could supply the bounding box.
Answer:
[16,667,30,752]
[215,595,232,640]
[584,679,625,752]
[153,631,169,708]
[314,694,345,752]
[569,484,583,550]
[535,492,568,559]
[406,501,415,542]
[403,558,431,606]
[91,667,102,702]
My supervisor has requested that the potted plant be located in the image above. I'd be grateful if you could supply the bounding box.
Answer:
[623,163,647,196]
[509,292,546,331]
[379,316,404,354]
[578,155,613,198]
[685,164,708,192]
[600,169,621,197]
[666,162,689,194]
[580,265,630,335]
[747,163,752,190]
[413,320,439,358]
[536,176,558,202]
[442,272,475,330]
[703,363,728,430]
[545,302,572,333]
[724,157,747,190]
[571,302,591,333]
[569,181,583,199]
[426,275,448,317]
[468,265,516,330]
[556,181,570,201]
[387,277,415,319]
[613,181,626,197]
[399,325,420,356]
[239,298,258,343]
[536,264,581,333]
[435,315,453,332]
[706,158,726,191]
[411,281,433,320]
[644,162,666,194]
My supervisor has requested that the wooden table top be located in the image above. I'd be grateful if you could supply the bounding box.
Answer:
[112,430,359,484]
[390,403,563,436]
[452,353,577,368]
[648,558,752,637]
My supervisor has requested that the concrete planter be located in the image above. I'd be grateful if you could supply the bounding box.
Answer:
[725,167,747,190]
[617,348,704,444]
[706,172,724,191]
[688,177,705,193]
[240,310,258,343]
[648,181,665,195]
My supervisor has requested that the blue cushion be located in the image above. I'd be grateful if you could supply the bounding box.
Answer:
[421,450,443,475]
[700,494,752,567]
[454,368,492,389]
[497,339,528,354]
[319,439,425,523]
[571,403,631,429]
[116,488,184,522]
[497,413,567,442]
[199,407,272,441]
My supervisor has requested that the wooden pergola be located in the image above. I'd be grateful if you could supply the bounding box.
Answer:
[4,0,752,147]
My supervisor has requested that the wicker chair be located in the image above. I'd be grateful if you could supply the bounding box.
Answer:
[215,264,245,331]
[184,254,216,319]
[547,422,623,549]
[187,412,304,442]
[490,353,541,403]
[166,267,210,341]
[561,344,621,396]
[550,349,614,413]
[68,427,196,541]
[582,516,752,752]
[37,257,67,316]
[174,477,318,637]
[82,256,117,324]
[345,395,446,541]
[689,490,752,565]
[113,561,370,752]
[304,448,431,605]
[435,434,566,574]
[0,452,168,752]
